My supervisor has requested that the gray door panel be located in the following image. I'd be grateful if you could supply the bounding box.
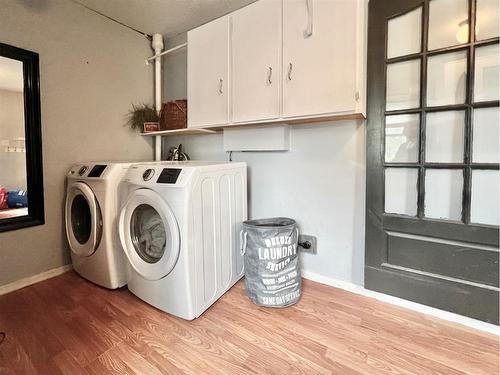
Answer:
[386,233,499,287]
[366,266,499,324]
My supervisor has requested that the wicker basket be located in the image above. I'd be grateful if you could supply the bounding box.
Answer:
[160,100,187,130]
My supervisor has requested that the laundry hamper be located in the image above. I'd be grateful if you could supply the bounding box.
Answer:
[241,218,302,308]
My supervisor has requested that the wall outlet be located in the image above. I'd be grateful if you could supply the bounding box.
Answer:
[298,234,317,255]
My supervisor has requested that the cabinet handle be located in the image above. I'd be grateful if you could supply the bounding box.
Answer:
[218,78,223,94]
[267,67,273,85]
[287,63,293,81]
[304,0,313,38]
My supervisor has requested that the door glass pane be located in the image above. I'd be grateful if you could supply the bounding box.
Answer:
[130,204,166,263]
[385,114,420,162]
[471,169,500,225]
[424,169,463,221]
[473,107,500,163]
[476,0,500,41]
[386,59,420,111]
[71,194,91,244]
[474,44,500,102]
[425,110,465,163]
[387,7,422,58]
[427,51,467,107]
[428,0,469,50]
[385,168,418,216]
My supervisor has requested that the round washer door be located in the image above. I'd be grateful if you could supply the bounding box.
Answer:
[119,188,180,281]
[65,182,102,257]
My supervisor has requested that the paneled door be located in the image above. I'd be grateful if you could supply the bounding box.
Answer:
[187,16,230,128]
[282,0,358,118]
[366,0,499,323]
[231,0,281,123]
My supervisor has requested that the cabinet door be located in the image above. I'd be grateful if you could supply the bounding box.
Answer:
[283,0,357,118]
[188,16,230,128]
[231,0,281,123]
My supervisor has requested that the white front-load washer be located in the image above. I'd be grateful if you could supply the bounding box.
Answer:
[118,161,247,320]
[65,162,131,289]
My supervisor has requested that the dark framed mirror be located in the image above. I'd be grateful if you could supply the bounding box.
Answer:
[0,42,44,232]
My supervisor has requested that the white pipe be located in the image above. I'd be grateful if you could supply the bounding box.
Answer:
[145,42,187,64]
[151,33,164,161]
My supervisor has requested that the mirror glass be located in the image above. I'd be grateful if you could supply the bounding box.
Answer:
[0,56,28,220]
[0,41,44,232]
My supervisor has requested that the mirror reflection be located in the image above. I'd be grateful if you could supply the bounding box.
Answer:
[0,56,28,220]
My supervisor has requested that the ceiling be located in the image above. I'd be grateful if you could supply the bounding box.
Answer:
[0,57,24,92]
[76,0,256,39]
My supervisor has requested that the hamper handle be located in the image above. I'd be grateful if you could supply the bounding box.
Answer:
[240,230,248,255]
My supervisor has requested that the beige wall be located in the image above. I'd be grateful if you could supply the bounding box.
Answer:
[0,0,154,286]
[0,89,27,190]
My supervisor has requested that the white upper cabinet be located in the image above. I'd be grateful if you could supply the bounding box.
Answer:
[187,16,230,128]
[231,0,282,123]
[186,0,366,128]
[282,0,358,118]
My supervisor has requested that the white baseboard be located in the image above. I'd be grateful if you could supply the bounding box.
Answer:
[302,270,499,336]
[0,264,73,296]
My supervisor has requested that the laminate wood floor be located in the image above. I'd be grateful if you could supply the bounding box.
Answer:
[0,271,498,374]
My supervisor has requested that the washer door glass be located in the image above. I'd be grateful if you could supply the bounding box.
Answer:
[71,194,92,244]
[119,188,180,281]
[130,204,166,263]
[65,182,102,257]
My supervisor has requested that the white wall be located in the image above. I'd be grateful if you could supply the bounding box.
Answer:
[0,0,154,286]
[163,35,366,285]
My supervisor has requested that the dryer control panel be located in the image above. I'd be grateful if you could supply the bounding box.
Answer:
[88,164,107,177]
[157,168,182,184]
[125,164,197,187]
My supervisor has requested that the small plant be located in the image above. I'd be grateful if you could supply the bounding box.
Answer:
[125,104,159,131]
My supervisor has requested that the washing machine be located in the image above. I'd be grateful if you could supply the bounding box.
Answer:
[65,162,132,289]
[118,161,247,320]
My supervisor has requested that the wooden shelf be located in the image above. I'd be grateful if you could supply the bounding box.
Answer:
[141,113,365,137]
[141,128,219,137]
